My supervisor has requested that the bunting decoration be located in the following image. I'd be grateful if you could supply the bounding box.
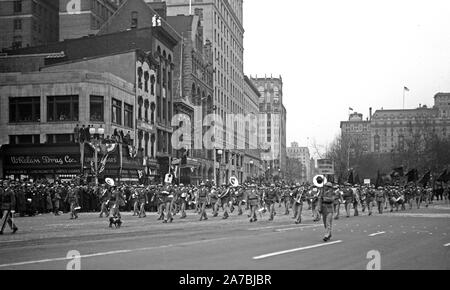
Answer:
[128,145,138,158]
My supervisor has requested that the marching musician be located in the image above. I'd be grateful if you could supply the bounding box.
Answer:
[198,183,208,221]
[246,184,259,222]
[333,184,343,220]
[318,182,336,242]
[65,184,80,220]
[342,183,353,218]
[108,181,125,228]
[98,184,110,218]
[264,184,279,221]
[293,184,305,224]
[0,182,18,235]
[375,186,386,214]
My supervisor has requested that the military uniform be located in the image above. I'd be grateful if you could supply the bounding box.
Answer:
[318,183,336,242]
[0,186,18,235]
[293,186,305,224]
[366,187,375,216]
[219,186,232,219]
[65,186,80,220]
[98,186,110,218]
[137,186,148,218]
[333,187,343,220]
[309,188,320,222]
[197,185,208,221]
[108,187,125,228]
[342,185,353,218]
[246,185,259,222]
[265,186,279,221]
[178,185,189,219]
[375,188,386,214]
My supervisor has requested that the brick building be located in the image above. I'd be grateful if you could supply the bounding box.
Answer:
[0,0,59,51]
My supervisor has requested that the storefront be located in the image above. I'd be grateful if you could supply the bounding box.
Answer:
[0,144,144,183]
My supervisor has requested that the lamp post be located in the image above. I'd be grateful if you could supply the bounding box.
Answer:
[90,126,105,185]
[214,149,223,185]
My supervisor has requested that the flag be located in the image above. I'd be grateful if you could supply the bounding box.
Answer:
[391,166,404,178]
[404,87,410,92]
[99,154,109,174]
[406,169,418,183]
[347,170,354,184]
[419,171,431,187]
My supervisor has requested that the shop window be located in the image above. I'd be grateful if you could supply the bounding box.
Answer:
[9,97,40,123]
[47,96,79,122]
[111,98,122,125]
[90,95,104,122]
[9,135,40,145]
[124,103,134,128]
[47,134,74,144]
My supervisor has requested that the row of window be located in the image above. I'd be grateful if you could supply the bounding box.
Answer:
[9,134,74,145]
[8,96,133,128]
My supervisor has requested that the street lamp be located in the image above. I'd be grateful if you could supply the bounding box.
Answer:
[214,149,223,185]
[89,126,105,185]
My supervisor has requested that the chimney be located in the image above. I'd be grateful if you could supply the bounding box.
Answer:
[369,107,373,120]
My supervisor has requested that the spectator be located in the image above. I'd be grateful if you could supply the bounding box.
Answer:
[80,125,86,143]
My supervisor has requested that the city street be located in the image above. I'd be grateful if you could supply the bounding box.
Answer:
[0,202,449,270]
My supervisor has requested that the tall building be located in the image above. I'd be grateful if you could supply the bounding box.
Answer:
[0,0,59,51]
[167,14,215,184]
[287,142,311,183]
[59,0,121,41]
[340,111,371,153]
[243,75,262,182]
[251,76,287,177]
[154,0,247,183]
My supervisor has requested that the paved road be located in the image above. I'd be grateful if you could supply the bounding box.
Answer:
[0,202,449,270]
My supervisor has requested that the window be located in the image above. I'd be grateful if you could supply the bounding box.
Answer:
[14,19,22,30]
[12,35,22,49]
[47,134,74,144]
[9,135,39,145]
[47,96,79,122]
[112,98,122,125]
[131,11,138,29]
[9,97,40,123]
[124,103,133,128]
[90,95,104,122]
[13,0,22,13]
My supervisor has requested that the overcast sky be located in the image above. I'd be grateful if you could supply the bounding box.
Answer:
[243,0,450,157]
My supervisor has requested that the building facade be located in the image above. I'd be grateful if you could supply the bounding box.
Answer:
[251,76,287,178]
[159,0,247,183]
[286,142,311,183]
[243,75,262,182]
[167,14,215,184]
[0,0,59,51]
[370,94,450,153]
[59,0,121,41]
[0,69,144,180]
[340,112,371,153]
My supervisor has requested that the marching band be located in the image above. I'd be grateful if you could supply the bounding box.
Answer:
[0,176,449,236]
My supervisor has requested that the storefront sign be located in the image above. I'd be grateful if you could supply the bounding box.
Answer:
[6,154,80,167]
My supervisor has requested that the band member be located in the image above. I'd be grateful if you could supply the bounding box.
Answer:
[333,185,343,220]
[293,185,305,224]
[108,183,125,228]
[264,184,279,221]
[209,187,220,217]
[98,184,110,218]
[342,183,353,218]
[234,185,246,216]
[52,186,62,216]
[375,187,386,214]
[219,185,232,219]
[178,184,189,219]
[318,182,336,242]
[352,185,360,216]
[309,187,321,222]
[137,185,148,218]
[65,184,80,220]
[366,185,376,216]
[0,183,18,235]
[198,183,208,221]
[129,186,139,216]
[246,184,260,222]
[360,186,367,213]
[162,185,174,223]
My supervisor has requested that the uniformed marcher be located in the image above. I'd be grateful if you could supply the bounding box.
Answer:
[197,183,208,221]
[108,181,125,228]
[342,183,353,218]
[293,185,305,224]
[333,185,343,220]
[246,184,259,222]
[318,182,336,242]
[98,184,110,218]
[137,185,148,218]
[366,185,376,216]
[65,184,80,220]
[0,183,18,235]
[375,187,386,214]
[264,184,279,221]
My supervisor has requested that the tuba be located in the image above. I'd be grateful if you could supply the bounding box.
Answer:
[313,175,327,188]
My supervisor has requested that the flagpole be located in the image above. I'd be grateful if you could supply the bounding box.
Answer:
[189,0,192,15]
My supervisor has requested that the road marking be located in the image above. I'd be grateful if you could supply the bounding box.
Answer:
[275,225,320,232]
[249,224,317,231]
[444,243,450,247]
[369,231,386,237]
[0,237,228,269]
[253,240,343,260]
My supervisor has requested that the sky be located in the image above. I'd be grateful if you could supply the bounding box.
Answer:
[243,0,450,157]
